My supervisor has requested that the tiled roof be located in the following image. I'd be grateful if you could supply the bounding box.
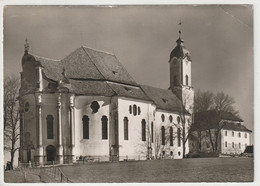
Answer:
[34,46,137,86]
[222,123,252,132]
[140,85,189,114]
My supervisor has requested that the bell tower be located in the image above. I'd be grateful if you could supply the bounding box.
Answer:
[169,23,194,114]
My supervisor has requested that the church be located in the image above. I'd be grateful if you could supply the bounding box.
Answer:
[19,33,194,164]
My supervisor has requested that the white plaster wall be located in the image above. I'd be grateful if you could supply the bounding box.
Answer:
[221,128,251,154]
[154,110,185,159]
[74,96,111,160]
[22,94,37,162]
[117,97,154,160]
[182,58,191,86]
[41,94,59,159]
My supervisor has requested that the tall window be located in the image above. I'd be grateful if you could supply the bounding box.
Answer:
[225,131,227,136]
[177,128,181,147]
[124,117,128,140]
[161,114,165,122]
[161,126,165,145]
[141,119,146,141]
[46,115,54,139]
[239,143,241,149]
[232,131,234,137]
[170,127,173,146]
[232,142,234,148]
[177,116,180,124]
[129,105,132,114]
[151,122,154,143]
[169,115,173,123]
[174,76,177,86]
[238,132,241,138]
[82,115,89,139]
[245,133,247,138]
[138,107,141,115]
[133,105,137,116]
[185,75,189,86]
[225,141,227,147]
[102,116,108,139]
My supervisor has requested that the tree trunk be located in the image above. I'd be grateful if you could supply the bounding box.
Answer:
[208,129,215,152]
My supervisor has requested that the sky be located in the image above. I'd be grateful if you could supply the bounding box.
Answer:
[3,5,254,132]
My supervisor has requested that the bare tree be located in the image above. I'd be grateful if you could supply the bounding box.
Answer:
[194,90,239,153]
[193,90,214,151]
[4,75,20,168]
[194,90,214,113]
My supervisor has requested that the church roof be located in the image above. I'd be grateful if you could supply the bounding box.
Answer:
[140,85,189,114]
[35,46,138,86]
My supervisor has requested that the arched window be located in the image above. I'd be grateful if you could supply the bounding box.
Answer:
[232,142,234,148]
[141,119,146,141]
[185,75,189,86]
[151,122,154,143]
[138,107,141,115]
[129,105,132,114]
[133,105,137,116]
[225,141,227,147]
[170,127,173,146]
[177,128,181,147]
[124,117,128,140]
[82,115,89,139]
[161,126,165,145]
[46,115,54,139]
[101,116,108,139]
[169,115,173,123]
[177,116,181,124]
[161,114,165,122]
[174,76,177,86]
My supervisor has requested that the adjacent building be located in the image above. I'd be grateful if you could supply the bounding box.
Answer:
[189,110,252,155]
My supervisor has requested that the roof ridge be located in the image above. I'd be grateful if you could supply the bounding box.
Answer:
[33,54,61,61]
[82,46,107,82]
[81,45,115,56]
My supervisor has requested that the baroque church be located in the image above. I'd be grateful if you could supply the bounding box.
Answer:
[19,33,194,164]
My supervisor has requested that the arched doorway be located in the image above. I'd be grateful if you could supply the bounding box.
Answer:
[46,145,56,162]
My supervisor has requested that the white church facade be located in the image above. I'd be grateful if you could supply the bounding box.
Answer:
[19,35,194,164]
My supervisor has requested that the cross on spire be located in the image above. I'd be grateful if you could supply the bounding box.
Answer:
[178,20,182,37]
[24,38,29,53]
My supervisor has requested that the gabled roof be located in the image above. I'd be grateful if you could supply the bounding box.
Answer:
[222,123,252,132]
[140,85,189,114]
[34,46,138,86]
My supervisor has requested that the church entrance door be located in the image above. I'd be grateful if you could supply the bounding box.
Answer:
[46,145,56,162]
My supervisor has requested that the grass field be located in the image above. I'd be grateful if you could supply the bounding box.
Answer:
[59,157,253,182]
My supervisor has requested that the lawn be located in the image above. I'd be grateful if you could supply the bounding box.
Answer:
[59,157,254,182]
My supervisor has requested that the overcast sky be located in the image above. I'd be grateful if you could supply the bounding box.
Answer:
[3,5,253,131]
